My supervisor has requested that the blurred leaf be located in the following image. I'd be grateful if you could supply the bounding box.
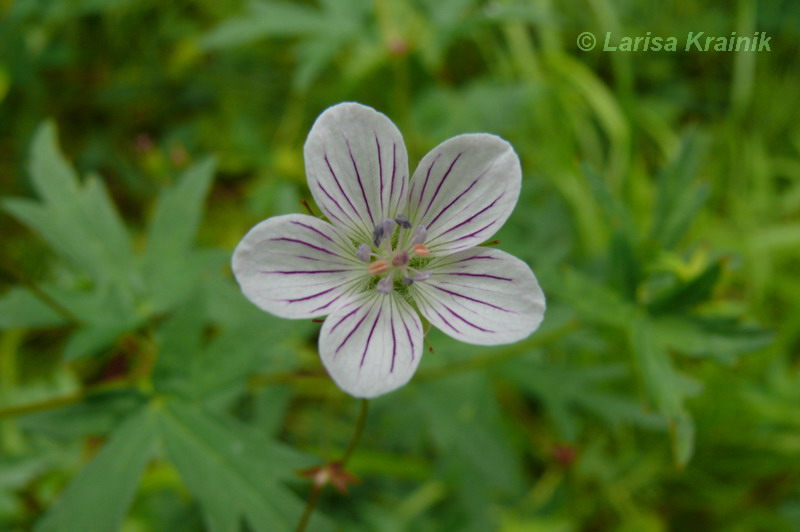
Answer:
[0,287,64,329]
[647,261,722,315]
[650,132,709,248]
[4,121,134,286]
[200,1,324,49]
[156,400,328,532]
[141,158,215,314]
[555,268,637,328]
[654,316,773,363]
[36,406,157,532]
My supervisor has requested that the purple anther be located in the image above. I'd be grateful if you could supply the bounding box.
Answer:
[413,271,431,282]
[372,218,395,246]
[377,276,394,294]
[395,214,412,229]
[356,243,371,262]
[410,225,428,246]
[401,277,414,286]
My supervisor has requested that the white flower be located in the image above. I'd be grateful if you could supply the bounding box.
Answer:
[232,102,546,398]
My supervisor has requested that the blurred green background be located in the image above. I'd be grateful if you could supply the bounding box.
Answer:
[1,0,799,530]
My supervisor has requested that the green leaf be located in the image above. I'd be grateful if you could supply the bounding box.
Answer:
[503,360,665,439]
[36,407,157,532]
[650,132,709,248]
[200,1,323,49]
[4,121,135,286]
[141,158,215,313]
[654,316,773,363]
[647,261,722,315]
[156,400,329,532]
[0,287,65,329]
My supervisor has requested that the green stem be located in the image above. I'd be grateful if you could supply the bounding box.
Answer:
[341,399,369,466]
[0,255,81,326]
[294,399,370,532]
[0,379,133,420]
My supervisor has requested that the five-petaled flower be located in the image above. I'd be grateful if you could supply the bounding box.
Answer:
[232,102,545,398]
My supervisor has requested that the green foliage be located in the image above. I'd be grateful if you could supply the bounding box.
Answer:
[1,0,799,530]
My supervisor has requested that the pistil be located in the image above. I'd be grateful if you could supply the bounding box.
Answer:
[359,215,433,294]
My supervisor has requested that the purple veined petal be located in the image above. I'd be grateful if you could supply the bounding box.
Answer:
[410,247,545,345]
[319,291,423,398]
[305,102,410,242]
[232,214,365,319]
[407,134,521,255]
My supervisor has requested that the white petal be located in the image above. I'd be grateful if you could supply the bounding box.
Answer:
[232,214,364,319]
[319,291,423,398]
[410,247,545,345]
[408,134,521,255]
[305,102,410,243]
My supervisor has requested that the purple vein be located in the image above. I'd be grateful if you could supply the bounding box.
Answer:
[433,285,511,312]
[421,153,462,220]
[403,318,415,361]
[426,174,480,230]
[390,143,397,206]
[324,154,361,222]
[312,294,342,313]
[375,134,384,212]
[438,272,513,281]
[389,301,397,372]
[290,221,334,242]
[260,269,349,275]
[269,237,338,256]
[337,305,373,355]
[443,304,494,333]
[417,153,441,207]
[331,305,360,333]
[360,308,383,367]
[345,137,374,225]
[437,194,503,238]
[282,286,338,303]
[451,219,498,243]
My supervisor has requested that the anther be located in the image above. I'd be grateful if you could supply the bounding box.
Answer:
[372,218,395,246]
[412,271,431,282]
[411,244,430,258]
[368,260,389,275]
[395,214,412,229]
[392,251,409,266]
[410,225,427,246]
[376,276,394,294]
[356,243,371,262]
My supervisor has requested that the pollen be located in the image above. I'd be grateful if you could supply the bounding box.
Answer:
[411,244,430,257]
[368,259,390,275]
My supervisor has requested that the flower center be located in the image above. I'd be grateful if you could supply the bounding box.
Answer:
[356,215,432,294]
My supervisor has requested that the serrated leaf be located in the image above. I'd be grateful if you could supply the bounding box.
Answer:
[156,400,329,532]
[27,121,80,207]
[36,407,157,532]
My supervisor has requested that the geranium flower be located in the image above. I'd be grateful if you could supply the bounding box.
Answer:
[232,102,545,398]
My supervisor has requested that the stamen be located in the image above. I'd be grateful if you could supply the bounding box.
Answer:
[376,276,394,294]
[402,277,414,286]
[395,214,412,229]
[412,271,431,282]
[392,251,409,266]
[368,260,389,275]
[410,225,427,246]
[372,218,395,246]
[411,244,430,258]
[356,243,371,262]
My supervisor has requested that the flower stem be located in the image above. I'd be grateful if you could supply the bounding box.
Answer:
[294,399,370,532]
